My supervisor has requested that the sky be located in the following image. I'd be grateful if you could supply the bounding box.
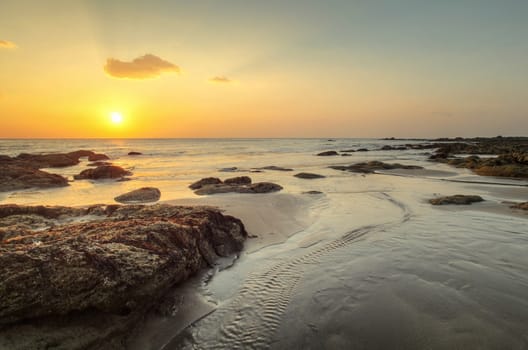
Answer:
[1,0,527,138]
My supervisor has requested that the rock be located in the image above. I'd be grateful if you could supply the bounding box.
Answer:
[341,153,352,156]
[256,166,294,171]
[88,153,110,162]
[330,161,423,174]
[128,152,142,156]
[294,172,326,179]
[189,177,223,190]
[224,176,252,185]
[356,148,369,152]
[246,182,283,193]
[114,187,161,204]
[510,202,528,210]
[340,149,356,153]
[0,164,69,192]
[219,167,238,172]
[0,204,247,347]
[303,190,323,195]
[191,177,283,195]
[74,165,132,180]
[380,145,407,151]
[317,151,339,156]
[429,195,484,205]
[16,153,80,168]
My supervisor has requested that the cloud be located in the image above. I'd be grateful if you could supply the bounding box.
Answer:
[0,40,17,49]
[104,54,179,79]
[209,76,231,83]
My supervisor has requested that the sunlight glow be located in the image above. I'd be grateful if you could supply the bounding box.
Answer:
[110,112,123,124]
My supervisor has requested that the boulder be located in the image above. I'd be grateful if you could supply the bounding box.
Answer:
[114,187,161,204]
[316,151,339,156]
[74,165,132,180]
[0,204,247,348]
[189,177,222,190]
[128,152,142,156]
[429,195,484,205]
[224,176,252,185]
[246,182,283,193]
[294,172,326,179]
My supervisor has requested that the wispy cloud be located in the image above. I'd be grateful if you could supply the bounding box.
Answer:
[104,54,179,79]
[0,40,17,49]
[209,76,231,83]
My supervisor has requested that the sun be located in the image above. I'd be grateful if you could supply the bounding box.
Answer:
[110,112,123,124]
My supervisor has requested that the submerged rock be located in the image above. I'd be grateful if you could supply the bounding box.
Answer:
[316,151,339,156]
[114,187,161,204]
[0,204,247,348]
[74,165,132,180]
[128,152,142,156]
[294,172,326,179]
[429,195,484,205]
[303,190,323,195]
[330,161,423,174]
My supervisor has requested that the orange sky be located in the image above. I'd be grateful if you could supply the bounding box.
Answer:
[1,0,527,138]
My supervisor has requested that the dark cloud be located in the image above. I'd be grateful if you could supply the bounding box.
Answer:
[0,40,17,49]
[104,54,179,79]
[209,76,231,83]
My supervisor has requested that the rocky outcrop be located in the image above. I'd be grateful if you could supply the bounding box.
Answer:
[0,150,111,192]
[330,161,423,174]
[0,164,69,192]
[0,204,247,348]
[317,151,338,156]
[190,177,282,195]
[294,172,326,179]
[114,187,161,204]
[429,195,484,205]
[74,165,132,180]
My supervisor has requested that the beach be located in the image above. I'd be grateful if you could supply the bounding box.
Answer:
[1,138,527,349]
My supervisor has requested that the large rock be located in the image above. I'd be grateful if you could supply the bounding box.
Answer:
[191,177,283,195]
[0,164,69,192]
[429,195,484,205]
[74,165,132,180]
[0,204,247,347]
[114,187,161,204]
[330,161,423,174]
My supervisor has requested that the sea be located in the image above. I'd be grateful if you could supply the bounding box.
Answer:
[1,138,527,350]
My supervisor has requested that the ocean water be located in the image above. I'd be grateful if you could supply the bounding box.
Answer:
[1,138,528,350]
